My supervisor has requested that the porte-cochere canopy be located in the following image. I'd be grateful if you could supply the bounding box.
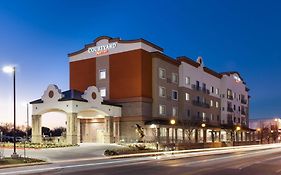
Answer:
[30,85,122,144]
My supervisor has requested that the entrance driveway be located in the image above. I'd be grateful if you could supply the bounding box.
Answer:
[1,143,124,162]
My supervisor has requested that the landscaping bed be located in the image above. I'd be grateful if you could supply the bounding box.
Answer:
[1,142,78,149]
[104,144,158,156]
[0,157,45,166]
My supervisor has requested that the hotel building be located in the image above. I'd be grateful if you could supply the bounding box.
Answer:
[30,36,251,145]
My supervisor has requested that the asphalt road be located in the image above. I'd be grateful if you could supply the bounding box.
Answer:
[1,144,281,175]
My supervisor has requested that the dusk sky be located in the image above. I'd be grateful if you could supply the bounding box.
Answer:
[0,0,281,128]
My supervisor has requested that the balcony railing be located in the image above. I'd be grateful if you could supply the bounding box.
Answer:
[192,100,210,108]
[191,84,210,94]
[227,95,233,100]
[191,116,210,124]
[201,88,210,94]
[191,84,201,91]
[241,99,247,104]
[227,107,234,112]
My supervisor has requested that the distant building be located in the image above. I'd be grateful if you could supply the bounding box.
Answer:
[30,36,251,144]
[249,118,281,130]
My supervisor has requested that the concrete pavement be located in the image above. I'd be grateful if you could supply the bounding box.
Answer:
[1,143,123,162]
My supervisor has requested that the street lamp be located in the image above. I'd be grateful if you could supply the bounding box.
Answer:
[201,123,206,148]
[2,65,18,158]
[170,119,176,145]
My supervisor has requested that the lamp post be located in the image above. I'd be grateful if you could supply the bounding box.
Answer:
[201,123,206,148]
[256,128,261,144]
[236,126,241,146]
[2,66,18,158]
[170,119,176,150]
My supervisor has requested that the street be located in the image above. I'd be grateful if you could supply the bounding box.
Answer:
[1,144,281,175]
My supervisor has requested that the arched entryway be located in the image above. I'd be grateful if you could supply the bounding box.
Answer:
[30,85,121,144]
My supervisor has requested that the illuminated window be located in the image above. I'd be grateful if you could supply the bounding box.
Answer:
[100,88,106,97]
[159,86,166,97]
[216,88,219,95]
[159,105,166,115]
[210,100,213,107]
[185,76,190,85]
[185,93,190,101]
[202,112,206,121]
[172,107,177,116]
[99,69,106,79]
[210,114,213,120]
[159,68,166,79]
[216,101,219,108]
[210,86,214,93]
[172,73,178,83]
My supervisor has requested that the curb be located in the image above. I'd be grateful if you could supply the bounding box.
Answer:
[0,161,50,169]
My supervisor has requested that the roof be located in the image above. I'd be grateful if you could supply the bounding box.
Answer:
[30,89,88,104]
[177,56,223,79]
[68,36,164,57]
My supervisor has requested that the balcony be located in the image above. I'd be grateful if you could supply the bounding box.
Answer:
[192,84,210,94]
[227,95,233,100]
[227,107,234,112]
[191,116,210,124]
[201,88,210,94]
[241,98,247,104]
[192,100,210,108]
[191,84,201,91]
[241,110,246,115]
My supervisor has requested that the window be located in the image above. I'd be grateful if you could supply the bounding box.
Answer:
[202,83,206,90]
[210,86,214,93]
[172,73,178,83]
[99,69,106,80]
[159,86,166,97]
[210,114,213,120]
[185,93,190,101]
[202,112,206,121]
[187,109,190,116]
[238,106,241,112]
[172,90,178,100]
[100,88,106,97]
[159,68,166,79]
[215,101,219,108]
[234,105,236,111]
[217,115,220,121]
[210,100,213,107]
[159,105,166,115]
[185,76,190,85]
[172,107,177,116]
[215,88,219,95]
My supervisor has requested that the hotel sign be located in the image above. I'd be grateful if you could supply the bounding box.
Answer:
[87,42,117,55]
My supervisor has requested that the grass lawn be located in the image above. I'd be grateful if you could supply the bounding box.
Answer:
[0,157,45,166]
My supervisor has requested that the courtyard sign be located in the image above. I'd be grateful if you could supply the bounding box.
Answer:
[87,42,117,55]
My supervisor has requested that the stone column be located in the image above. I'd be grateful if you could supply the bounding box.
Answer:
[156,127,160,143]
[77,118,81,143]
[203,129,207,143]
[66,113,79,144]
[113,118,120,143]
[32,115,42,143]
[182,129,185,142]
[195,129,199,143]
[166,128,169,143]
[104,116,113,143]
[175,128,178,143]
